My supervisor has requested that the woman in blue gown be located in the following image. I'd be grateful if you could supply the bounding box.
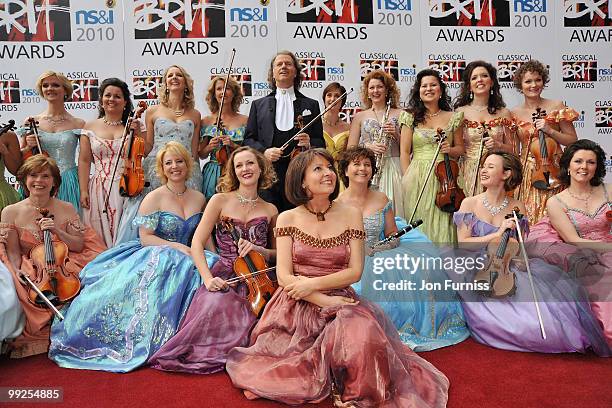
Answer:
[17,71,84,212]
[115,65,203,244]
[0,260,24,345]
[49,142,219,372]
[199,76,247,199]
[336,146,469,351]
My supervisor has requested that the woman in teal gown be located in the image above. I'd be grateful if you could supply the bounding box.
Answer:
[49,142,218,372]
[16,71,84,212]
[199,76,247,199]
[336,146,469,351]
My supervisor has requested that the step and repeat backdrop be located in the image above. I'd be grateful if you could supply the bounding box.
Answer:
[1,0,611,178]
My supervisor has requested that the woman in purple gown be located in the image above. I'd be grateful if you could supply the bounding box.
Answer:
[226,149,450,407]
[452,151,610,356]
[149,146,278,373]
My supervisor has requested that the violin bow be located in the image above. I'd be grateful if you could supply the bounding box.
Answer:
[470,121,488,197]
[512,208,546,339]
[407,129,446,224]
[20,273,65,320]
[278,88,354,152]
[214,48,236,132]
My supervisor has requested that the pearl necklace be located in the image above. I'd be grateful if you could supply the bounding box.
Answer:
[482,195,509,216]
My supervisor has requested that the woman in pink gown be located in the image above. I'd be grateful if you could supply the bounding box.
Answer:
[226,149,449,407]
[528,139,612,346]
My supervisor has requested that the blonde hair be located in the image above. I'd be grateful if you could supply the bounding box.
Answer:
[360,70,400,109]
[158,65,195,110]
[217,146,277,193]
[205,76,243,114]
[36,71,73,100]
[155,141,194,184]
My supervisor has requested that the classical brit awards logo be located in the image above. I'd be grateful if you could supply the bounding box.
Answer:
[564,0,612,26]
[209,66,253,101]
[595,100,612,134]
[562,55,597,88]
[428,0,510,26]
[132,69,164,104]
[497,54,532,88]
[428,54,466,88]
[0,73,20,105]
[296,51,326,90]
[64,71,99,110]
[287,0,373,23]
[360,52,399,80]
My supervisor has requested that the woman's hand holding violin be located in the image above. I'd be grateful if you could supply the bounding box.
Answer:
[38,216,57,234]
[236,238,263,258]
[205,276,229,292]
[440,141,451,155]
[484,136,498,150]
[533,118,553,135]
[496,218,516,237]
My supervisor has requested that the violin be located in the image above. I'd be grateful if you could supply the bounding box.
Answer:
[26,208,80,308]
[22,117,49,160]
[434,128,465,213]
[470,121,490,197]
[474,209,523,298]
[0,120,16,140]
[290,115,307,159]
[118,101,148,198]
[213,119,232,169]
[220,217,277,317]
[530,108,561,191]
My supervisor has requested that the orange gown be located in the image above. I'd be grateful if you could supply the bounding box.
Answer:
[0,218,105,358]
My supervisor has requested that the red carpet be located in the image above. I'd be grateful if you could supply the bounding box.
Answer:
[1,338,610,407]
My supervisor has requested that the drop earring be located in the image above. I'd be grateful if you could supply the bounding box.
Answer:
[469,91,473,100]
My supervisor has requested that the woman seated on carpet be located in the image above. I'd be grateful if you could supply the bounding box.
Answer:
[149,146,278,374]
[335,146,469,351]
[0,155,105,358]
[48,142,219,372]
[226,148,450,407]
[527,139,612,347]
[451,151,610,356]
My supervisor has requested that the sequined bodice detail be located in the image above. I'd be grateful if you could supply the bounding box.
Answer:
[463,118,509,159]
[215,217,269,261]
[558,187,612,241]
[33,129,80,173]
[363,202,392,246]
[360,118,400,157]
[134,211,202,244]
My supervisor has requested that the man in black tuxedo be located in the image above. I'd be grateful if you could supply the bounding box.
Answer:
[244,50,325,212]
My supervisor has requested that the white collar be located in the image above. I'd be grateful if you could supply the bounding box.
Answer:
[275,86,296,131]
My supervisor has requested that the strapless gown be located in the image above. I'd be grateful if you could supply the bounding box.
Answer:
[527,186,612,347]
[226,226,449,407]
[15,128,81,213]
[354,202,469,351]
[149,216,269,373]
[451,212,610,356]
[49,212,219,372]
[115,118,203,244]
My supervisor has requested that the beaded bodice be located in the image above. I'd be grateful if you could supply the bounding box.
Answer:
[133,211,202,245]
[215,216,269,260]
[274,227,365,278]
[360,118,400,157]
[16,128,80,173]
[363,202,392,246]
[555,186,612,240]
[463,118,515,159]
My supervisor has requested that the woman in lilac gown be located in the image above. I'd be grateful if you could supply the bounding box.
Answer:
[452,151,610,356]
[226,149,449,407]
[528,139,612,347]
[149,146,278,373]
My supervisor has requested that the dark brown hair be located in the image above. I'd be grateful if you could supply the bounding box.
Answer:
[453,60,505,114]
[406,69,452,127]
[285,149,339,206]
[97,77,133,125]
[337,146,377,188]
[17,155,62,197]
[559,139,606,187]
[217,146,277,193]
[483,151,523,191]
[513,59,550,92]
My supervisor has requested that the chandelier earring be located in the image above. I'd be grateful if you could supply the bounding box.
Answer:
[469,91,473,100]
[490,89,494,95]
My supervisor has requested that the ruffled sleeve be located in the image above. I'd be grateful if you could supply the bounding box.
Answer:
[398,111,414,129]
[449,111,465,132]
[133,212,161,231]
[0,222,17,244]
[546,107,579,123]
[81,129,94,139]
[65,217,86,235]
[453,211,475,228]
